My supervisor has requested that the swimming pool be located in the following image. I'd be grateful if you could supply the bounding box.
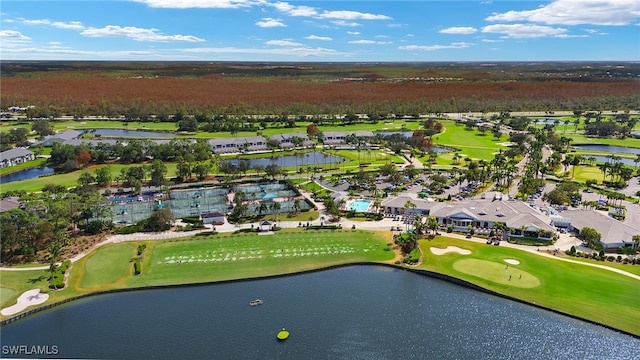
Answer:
[349,199,372,212]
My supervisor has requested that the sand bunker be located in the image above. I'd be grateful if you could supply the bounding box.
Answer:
[1,289,49,316]
[504,259,520,265]
[430,246,471,255]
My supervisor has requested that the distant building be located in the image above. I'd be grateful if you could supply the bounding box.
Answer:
[208,136,267,154]
[321,131,373,145]
[40,130,82,147]
[554,209,640,251]
[201,212,225,225]
[0,197,22,212]
[269,133,314,148]
[0,148,35,168]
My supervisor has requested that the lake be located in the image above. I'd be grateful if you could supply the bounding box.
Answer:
[588,155,638,166]
[2,265,637,359]
[0,167,55,184]
[89,129,176,138]
[229,151,345,168]
[573,144,640,155]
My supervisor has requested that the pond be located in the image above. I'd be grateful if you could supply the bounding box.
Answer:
[88,129,177,138]
[573,144,640,156]
[2,265,637,359]
[229,151,346,168]
[0,166,55,184]
[587,155,638,167]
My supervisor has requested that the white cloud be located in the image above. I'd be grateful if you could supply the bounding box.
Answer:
[0,30,31,41]
[485,0,640,26]
[349,40,375,44]
[317,10,391,21]
[481,24,568,38]
[22,19,85,30]
[398,42,473,51]
[132,0,258,9]
[332,20,360,27]
[180,46,345,57]
[80,25,205,42]
[306,35,332,41]
[481,39,503,43]
[348,39,391,45]
[439,27,477,35]
[271,2,318,17]
[266,39,303,46]
[256,18,286,27]
[346,31,360,35]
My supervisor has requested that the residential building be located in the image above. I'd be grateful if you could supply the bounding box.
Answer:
[208,136,268,154]
[0,148,36,168]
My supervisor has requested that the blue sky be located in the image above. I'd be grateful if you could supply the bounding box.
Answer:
[1,0,639,61]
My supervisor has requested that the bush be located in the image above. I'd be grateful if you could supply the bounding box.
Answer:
[182,216,201,223]
[305,225,340,230]
[446,225,453,233]
[134,257,141,275]
[195,231,218,237]
[403,248,420,264]
[115,224,144,234]
[137,244,147,256]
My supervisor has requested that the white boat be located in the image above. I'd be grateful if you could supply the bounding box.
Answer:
[250,299,263,306]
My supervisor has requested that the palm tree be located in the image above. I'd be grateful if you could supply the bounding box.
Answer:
[48,240,61,290]
[258,201,268,217]
[293,199,301,213]
[635,154,640,171]
[427,216,439,235]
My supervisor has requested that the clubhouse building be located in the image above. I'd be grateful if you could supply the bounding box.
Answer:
[381,192,556,240]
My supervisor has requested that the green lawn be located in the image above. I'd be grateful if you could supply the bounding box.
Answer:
[0,286,18,308]
[127,229,394,287]
[52,120,178,132]
[417,236,640,336]
[80,244,135,289]
[570,165,604,183]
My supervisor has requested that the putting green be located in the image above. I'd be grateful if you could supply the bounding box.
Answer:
[453,259,540,288]
[0,286,18,308]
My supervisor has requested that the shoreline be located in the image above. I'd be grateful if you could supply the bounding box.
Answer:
[1,260,639,340]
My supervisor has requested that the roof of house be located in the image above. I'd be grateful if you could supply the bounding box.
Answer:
[201,212,225,218]
[381,196,436,211]
[559,209,640,246]
[269,133,309,142]
[43,129,82,142]
[323,130,374,138]
[208,136,266,147]
[0,197,22,212]
[0,148,34,161]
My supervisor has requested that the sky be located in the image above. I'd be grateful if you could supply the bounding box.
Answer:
[1,0,639,62]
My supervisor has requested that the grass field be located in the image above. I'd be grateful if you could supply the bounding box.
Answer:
[80,244,135,289]
[417,236,640,336]
[570,165,604,183]
[127,230,394,287]
[0,287,18,308]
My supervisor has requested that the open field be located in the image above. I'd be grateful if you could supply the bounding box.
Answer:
[3,62,638,114]
[416,236,640,336]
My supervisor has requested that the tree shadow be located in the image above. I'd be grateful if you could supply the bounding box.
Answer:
[28,275,47,284]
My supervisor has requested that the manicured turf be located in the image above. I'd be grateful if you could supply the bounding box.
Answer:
[128,230,394,287]
[0,286,18,308]
[452,258,540,288]
[417,236,640,336]
[570,165,605,183]
[80,244,135,289]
